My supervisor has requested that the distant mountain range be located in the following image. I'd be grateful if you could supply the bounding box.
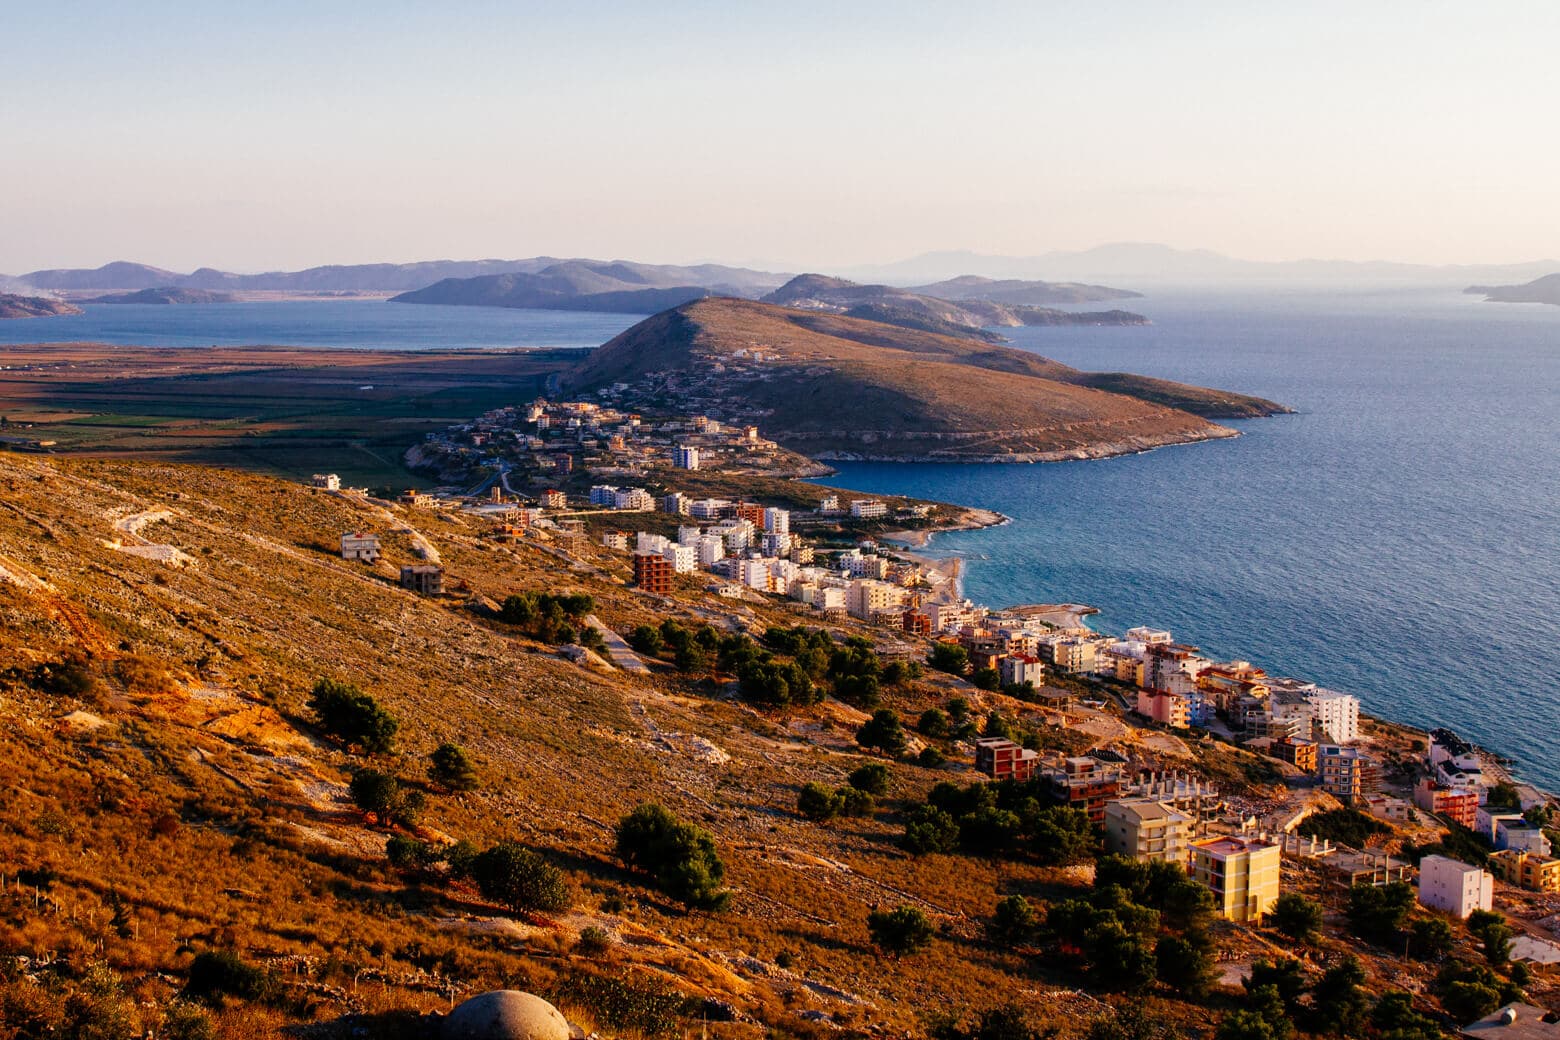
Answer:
[4,258,788,296]
[385,259,788,314]
[760,274,1145,341]
[1465,273,1560,306]
[0,293,82,319]
[831,243,1560,288]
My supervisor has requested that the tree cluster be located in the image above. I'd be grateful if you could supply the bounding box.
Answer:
[899,778,1096,864]
[1047,856,1218,996]
[614,803,731,911]
[499,591,594,644]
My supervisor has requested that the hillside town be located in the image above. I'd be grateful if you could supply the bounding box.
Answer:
[321,396,1560,968]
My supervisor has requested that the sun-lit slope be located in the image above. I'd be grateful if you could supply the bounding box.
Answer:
[0,454,1084,1032]
[569,298,1285,461]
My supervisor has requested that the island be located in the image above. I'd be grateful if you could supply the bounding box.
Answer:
[84,287,238,305]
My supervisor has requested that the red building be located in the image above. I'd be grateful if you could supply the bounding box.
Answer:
[1044,756,1122,824]
[632,551,673,595]
[975,738,1038,781]
[902,610,932,637]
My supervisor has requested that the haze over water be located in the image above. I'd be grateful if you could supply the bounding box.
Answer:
[823,288,1560,789]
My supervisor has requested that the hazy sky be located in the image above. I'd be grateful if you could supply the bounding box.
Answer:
[4,1,1558,272]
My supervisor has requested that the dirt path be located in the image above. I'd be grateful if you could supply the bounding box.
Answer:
[105,509,196,566]
[587,615,649,675]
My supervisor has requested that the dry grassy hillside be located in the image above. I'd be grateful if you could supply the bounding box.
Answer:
[0,454,1129,1036]
[568,299,1286,462]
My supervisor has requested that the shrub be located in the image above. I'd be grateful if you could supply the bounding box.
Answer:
[308,677,398,753]
[30,653,98,699]
[1269,892,1323,942]
[797,782,843,821]
[837,786,876,817]
[471,841,570,914]
[428,742,479,791]
[902,804,961,855]
[1409,916,1455,960]
[499,592,594,642]
[918,746,946,767]
[628,625,664,655]
[856,709,907,755]
[988,895,1038,944]
[614,804,731,911]
[928,642,968,675]
[1027,805,1096,866]
[576,926,611,954]
[184,950,279,1005]
[868,905,935,956]
[972,668,1000,691]
[349,769,423,827]
[917,708,951,738]
[1297,808,1388,848]
[386,835,436,870]
[1468,909,1514,965]
[848,763,891,795]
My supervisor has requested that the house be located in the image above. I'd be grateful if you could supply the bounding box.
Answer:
[1137,688,1191,729]
[340,532,380,562]
[1416,779,1480,829]
[311,473,340,490]
[541,490,567,509]
[975,738,1037,782]
[1190,836,1281,923]
[1104,799,1193,864]
[999,654,1044,688]
[398,489,434,508]
[601,531,628,551]
[399,565,444,595]
[1418,855,1493,919]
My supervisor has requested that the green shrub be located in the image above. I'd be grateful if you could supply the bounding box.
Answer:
[797,782,843,821]
[428,742,479,791]
[471,841,570,914]
[308,677,397,753]
[868,905,935,956]
[614,804,731,911]
[184,950,279,1006]
[848,763,891,795]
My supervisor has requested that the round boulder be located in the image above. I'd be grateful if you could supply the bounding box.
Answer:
[442,990,571,1040]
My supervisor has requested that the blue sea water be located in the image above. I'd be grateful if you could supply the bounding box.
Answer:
[820,288,1560,789]
[0,300,639,350]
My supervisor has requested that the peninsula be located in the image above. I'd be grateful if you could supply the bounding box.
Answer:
[1465,273,1560,306]
[566,297,1286,462]
[84,287,237,305]
[0,293,82,319]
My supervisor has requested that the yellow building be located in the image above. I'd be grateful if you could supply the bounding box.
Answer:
[1490,850,1560,893]
[1104,799,1193,864]
[1190,836,1281,923]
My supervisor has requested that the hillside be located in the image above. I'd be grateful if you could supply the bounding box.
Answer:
[0,293,82,319]
[1466,273,1560,305]
[84,287,237,305]
[566,298,1285,462]
[390,269,718,314]
[762,274,1148,340]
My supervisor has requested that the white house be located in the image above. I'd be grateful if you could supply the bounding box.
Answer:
[340,532,380,562]
[1418,854,1493,919]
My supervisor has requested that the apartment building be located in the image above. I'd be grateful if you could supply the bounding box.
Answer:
[340,532,380,562]
[849,499,888,519]
[999,654,1045,689]
[1415,780,1480,829]
[1490,850,1560,894]
[1191,836,1281,923]
[975,738,1038,782]
[1418,855,1493,918]
[672,445,700,470]
[1319,745,1380,804]
[1104,799,1193,864]
[1043,757,1123,824]
[632,551,673,595]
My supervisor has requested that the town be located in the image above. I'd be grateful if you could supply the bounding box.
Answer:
[314,393,1560,993]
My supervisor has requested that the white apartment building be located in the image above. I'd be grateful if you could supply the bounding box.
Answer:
[312,473,340,490]
[601,531,629,550]
[763,507,790,534]
[340,532,380,562]
[999,654,1045,688]
[849,499,888,519]
[1418,854,1493,919]
[589,485,619,506]
[673,445,700,470]
[663,543,699,574]
[1125,627,1172,645]
[688,498,731,520]
[613,488,654,511]
[695,535,726,568]
[636,531,671,553]
[761,532,792,558]
[677,525,703,545]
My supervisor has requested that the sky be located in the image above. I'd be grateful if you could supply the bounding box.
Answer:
[4,1,1559,273]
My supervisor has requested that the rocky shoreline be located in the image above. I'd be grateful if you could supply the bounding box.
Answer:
[807,425,1241,465]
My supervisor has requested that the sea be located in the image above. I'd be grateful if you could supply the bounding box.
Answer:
[4,290,1557,787]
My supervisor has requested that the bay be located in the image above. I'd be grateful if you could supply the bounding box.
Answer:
[820,288,1560,789]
